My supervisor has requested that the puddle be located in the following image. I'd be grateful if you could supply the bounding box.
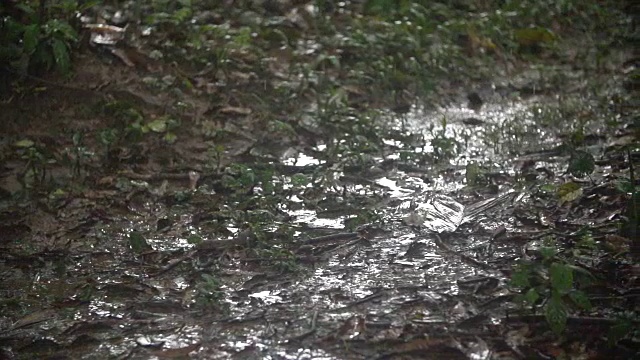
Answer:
[194,96,544,357]
[0,88,609,359]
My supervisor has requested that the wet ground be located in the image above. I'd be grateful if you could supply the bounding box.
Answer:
[0,1,639,359]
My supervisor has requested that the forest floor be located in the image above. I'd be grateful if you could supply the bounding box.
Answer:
[0,1,638,359]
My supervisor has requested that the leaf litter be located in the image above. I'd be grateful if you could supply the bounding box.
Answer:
[0,1,638,359]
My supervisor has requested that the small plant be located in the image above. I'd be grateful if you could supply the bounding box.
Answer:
[567,150,595,178]
[509,236,595,334]
[619,149,639,240]
[221,163,257,194]
[98,128,118,161]
[429,117,462,162]
[465,161,489,187]
[194,273,224,308]
[128,231,151,254]
[256,246,299,273]
[14,139,47,190]
[63,132,93,180]
[207,144,225,173]
[0,0,93,74]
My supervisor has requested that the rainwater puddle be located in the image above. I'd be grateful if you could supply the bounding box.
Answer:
[36,82,607,359]
[217,97,547,357]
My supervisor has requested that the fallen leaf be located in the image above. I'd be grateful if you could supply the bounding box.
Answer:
[149,343,201,358]
[219,106,252,116]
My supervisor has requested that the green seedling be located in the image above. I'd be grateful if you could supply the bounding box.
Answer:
[510,236,595,334]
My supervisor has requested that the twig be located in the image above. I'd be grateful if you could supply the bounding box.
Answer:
[149,250,196,277]
[328,290,387,314]
[301,232,360,245]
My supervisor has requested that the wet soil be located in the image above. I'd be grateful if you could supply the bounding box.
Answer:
[0,1,639,359]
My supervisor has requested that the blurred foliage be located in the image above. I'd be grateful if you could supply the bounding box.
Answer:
[0,0,96,74]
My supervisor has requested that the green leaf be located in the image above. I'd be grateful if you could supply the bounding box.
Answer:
[23,24,40,55]
[540,184,556,193]
[14,139,35,148]
[568,290,592,310]
[545,294,568,334]
[523,288,540,305]
[291,173,310,186]
[187,235,203,245]
[465,162,482,186]
[128,231,150,253]
[568,150,595,177]
[514,27,557,46]
[616,179,635,194]
[510,265,531,288]
[607,319,632,345]
[77,0,101,12]
[46,19,78,41]
[557,181,583,204]
[99,128,118,146]
[174,7,193,22]
[576,233,596,249]
[147,118,167,133]
[550,262,573,293]
[50,38,70,73]
[540,245,557,260]
[164,132,177,143]
[15,3,37,21]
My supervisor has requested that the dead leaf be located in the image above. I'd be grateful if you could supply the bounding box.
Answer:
[84,24,126,45]
[11,309,56,330]
[149,343,201,358]
[604,234,631,253]
[219,106,252,116]
[342,85,365,96]
[110,48,135,67]
[514,27,556,46]
[335,315,366,340]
